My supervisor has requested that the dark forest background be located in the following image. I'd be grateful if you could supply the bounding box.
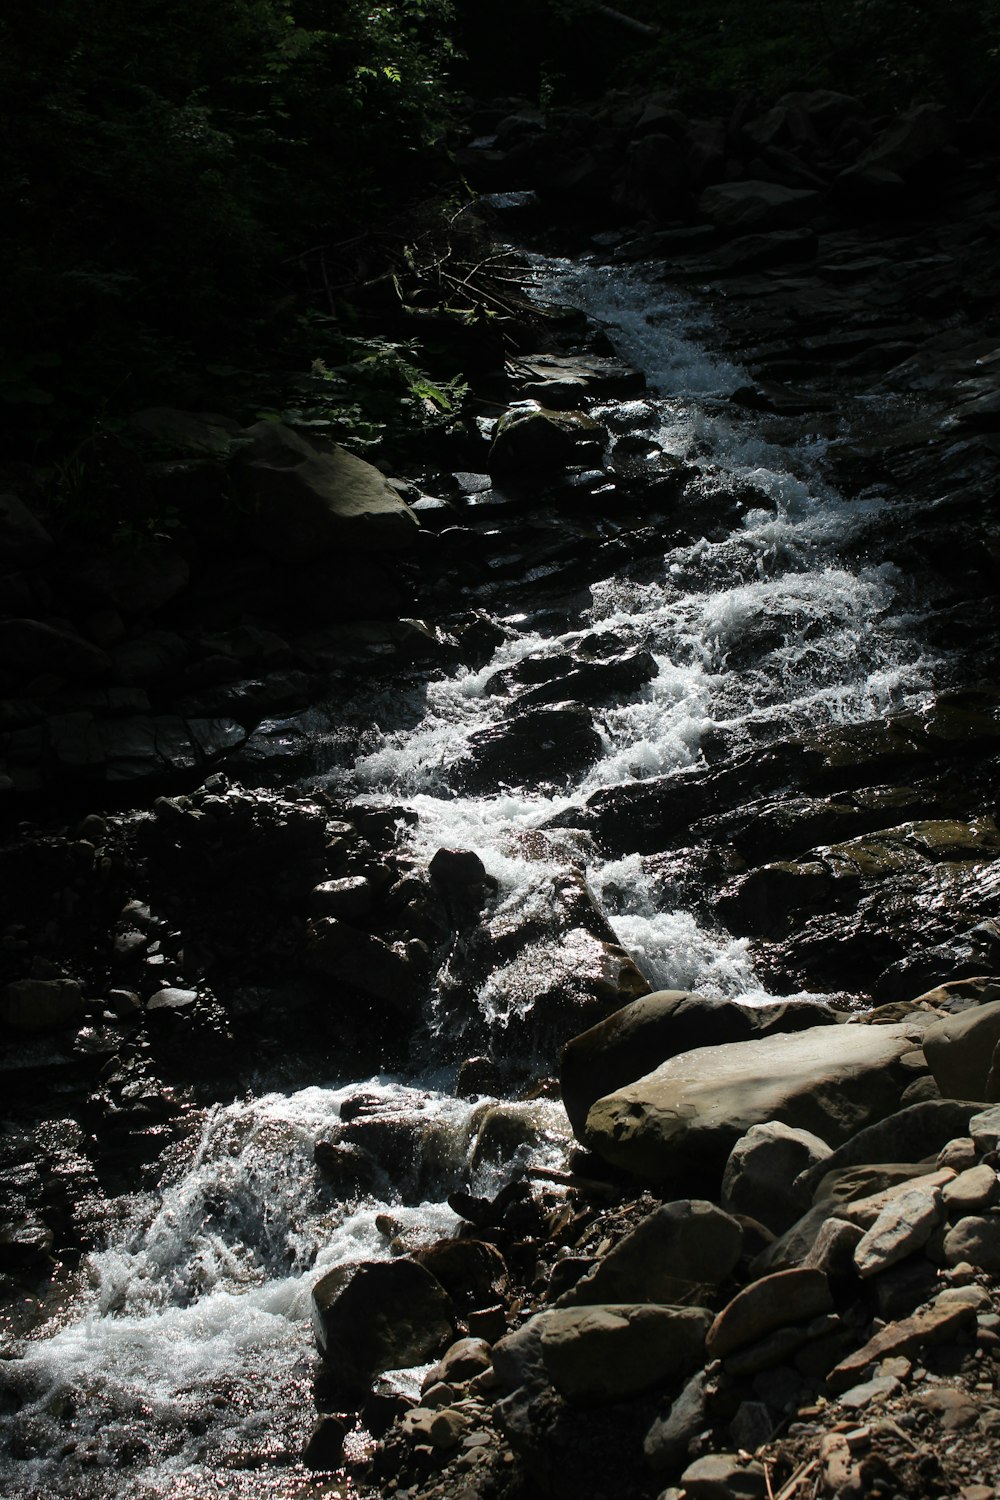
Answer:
[3,0,999,460]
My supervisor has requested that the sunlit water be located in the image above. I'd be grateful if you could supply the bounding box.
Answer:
[0,258,943,1498]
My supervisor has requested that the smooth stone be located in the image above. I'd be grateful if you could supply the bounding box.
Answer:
[794,1100,985,1199]
[923,1001,1000,1102]
[721,1121,832,1235]
[585,1022,923,1186]
[706,1268,833,1361]
[680,1452,767,1500]
[538,1303,712,1405]
[943,1216,1000,1272]
[643,1369,708,1474]
[311,1258,455,1392]
[942,1164,1000,1215]
[969,1107,1000,1153]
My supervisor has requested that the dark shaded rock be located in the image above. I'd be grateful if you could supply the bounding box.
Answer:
[698,179,822,232]
[0,493,52,564]
[460,703,603,790]
[311,1258,456,1393]
[558,1200,742,1307]
[489,406,606,481]
[643,1367,708,1473]
[793,1099,986,1200]
[0,619,111,692]
[413,1238,509,1313]
[305,917,420,1014]
[1,978,84,1033]
[302,1415,346,1471]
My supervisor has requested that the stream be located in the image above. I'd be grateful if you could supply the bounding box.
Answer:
[0,253,946,1499]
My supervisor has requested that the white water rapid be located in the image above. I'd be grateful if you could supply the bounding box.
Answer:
[0,258,943,1499]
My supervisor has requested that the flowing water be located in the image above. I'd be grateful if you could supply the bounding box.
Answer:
[0,257,943,1498]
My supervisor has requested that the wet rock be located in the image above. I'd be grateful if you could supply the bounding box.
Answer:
[413,1239,509,1312]
[706,1268,833,1360]
[560,990,838,1138]
[501,649,658,709]
[470,1099,571,1170]
[584,1020,922,1187]
[308,876,374,922]
[537,1302,711,1404]
[488,406,606,481]
[513,351,645,405]
[306,917,420,1014]
[558,1199,742,1307]
[460,703,603,790]
[302,1414,346,1470]
[313,1139,384,1196]
[311,1258,456,1393]
[721,1122,832,1235]
[923,1000,1000,1102]
[238,421,419,560]
[145,986,198,1012]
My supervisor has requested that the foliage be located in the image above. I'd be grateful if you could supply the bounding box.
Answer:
[0,0,458,454]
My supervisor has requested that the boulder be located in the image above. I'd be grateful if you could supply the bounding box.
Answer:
[306,917,420,1013]
[584,1020,922,1186]
[75,541,190,614]
[488,406,606,481]
[0,492,52,564]
[560,990,838,1138]
[922,1000,1000,1102]
[643,1368,709,1473]
[311,1258,456,1392]
[537,1303,711,1404]
[131,406,244,455]
[238,421,418,560]
[0,977,84,1032]
[697,179,822,233]
[558,1200,742,1307]
[460,704,603,790]
[0,619,111,692]
[721,1122,832,1234]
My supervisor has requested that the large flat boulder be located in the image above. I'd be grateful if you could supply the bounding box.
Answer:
[922,1000,1000,1102]
[584,1020,924,1186]
[239,421,419,560]
[560,990,839,1139]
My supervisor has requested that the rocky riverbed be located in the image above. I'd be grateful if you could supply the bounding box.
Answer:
[2,85,1000,1500]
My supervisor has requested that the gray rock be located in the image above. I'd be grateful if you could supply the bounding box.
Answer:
[311,1258,455,1392]
[681,1452,767,1500]
[558,1199,742,1307]
[538,1303,711,1405]
[923,1001,1000,1102]
[423,1336,492,1388]
[942,1164,1000,1215]
[722,1121,832,1234]
[585,1021,923,1186]
[560,990,838,1139]
[853,1185,945,1278]
[801,1217,865,1278]
[970,1106,1000,1153]
[942,1215,1000,1272]
[146,987,198,1012]
[643,1369,708,1473]
[131,406,244,455]
[239,421,419,560]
